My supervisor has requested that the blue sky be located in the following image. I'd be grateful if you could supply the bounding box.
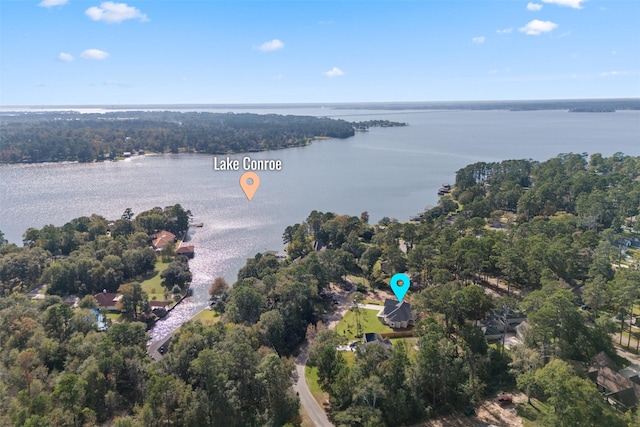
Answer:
[1,0,638,105]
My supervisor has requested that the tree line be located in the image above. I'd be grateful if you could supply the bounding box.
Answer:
[0,112,361,163]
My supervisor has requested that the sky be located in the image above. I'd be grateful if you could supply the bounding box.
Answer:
[1,0,639,105]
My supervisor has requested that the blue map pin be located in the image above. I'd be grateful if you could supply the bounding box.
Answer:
[390,273,410,302]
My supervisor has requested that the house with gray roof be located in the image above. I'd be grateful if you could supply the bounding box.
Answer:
[377,299,416,329]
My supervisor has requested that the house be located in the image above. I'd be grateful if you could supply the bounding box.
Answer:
[363,332,392,350]
[482,309,527,333]
[588,351,640,412]
[149,301,169,318]
[481,324,503,341]
[152,230,176,251]
[149,300,169,310]
[377,299,416,329]
[175,245,195,258]
[93,291,122,311]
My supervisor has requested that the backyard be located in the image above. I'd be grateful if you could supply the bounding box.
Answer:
[139,260,170,301]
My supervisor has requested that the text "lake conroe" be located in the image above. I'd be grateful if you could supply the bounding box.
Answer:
[213,156,282,171]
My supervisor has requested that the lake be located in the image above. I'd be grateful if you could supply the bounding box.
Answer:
[1,108,638,341]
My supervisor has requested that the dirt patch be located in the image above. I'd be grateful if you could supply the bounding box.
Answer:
[415,393,526,427]
[615,342,640,365]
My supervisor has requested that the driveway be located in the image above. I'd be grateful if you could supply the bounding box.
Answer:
[356,303,385,311]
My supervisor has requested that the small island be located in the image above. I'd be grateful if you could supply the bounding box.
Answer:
[569,107,616,112]
[352,119,408,131]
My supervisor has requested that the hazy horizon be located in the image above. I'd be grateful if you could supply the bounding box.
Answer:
[2,97,639,110]
[1,1,638,105]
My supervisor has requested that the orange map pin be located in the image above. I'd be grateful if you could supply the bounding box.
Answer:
[240,171,260,201]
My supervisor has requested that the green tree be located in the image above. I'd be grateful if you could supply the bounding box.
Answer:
[117,282,149,319]
[225,281,266,324]
[53,374,87,427]
[160,256,191,291]
[78,294,98,310]
[255,353,299,427]
[308,329,345,390]
[358,246,382,282]
[141,375,192,427]
[521,359,626,427]
[41,303,74,342]
[257,310,285,355]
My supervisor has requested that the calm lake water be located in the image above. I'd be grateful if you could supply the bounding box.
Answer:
[1,108,639,341]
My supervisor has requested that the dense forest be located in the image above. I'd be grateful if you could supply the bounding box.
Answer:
[1,152,640,426]
[0,112,405,163]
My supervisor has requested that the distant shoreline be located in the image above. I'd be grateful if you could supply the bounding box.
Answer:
[1,97,639,113]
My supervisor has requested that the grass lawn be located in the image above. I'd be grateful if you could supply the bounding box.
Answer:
[341,350,356,367]
[140,261,170,301]
[190,309,221,326]
[516,398,549,427]
[362,300,382,305]
[106,312,121,322]
[335,307,393,341]
[304,366,329,408]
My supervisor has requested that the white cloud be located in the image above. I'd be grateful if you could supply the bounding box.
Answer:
[519,20,558,35]
[324,67,344,78]
[527,2,543,11]
[258,39,284,52]
[85,2,148,23]
[58,52,74,62]
[472,36,485,44]
[496,28,513,34]
[541,0,586,9]
[600,71,627,76]
[81,49,109,60]
[38,0,68,7]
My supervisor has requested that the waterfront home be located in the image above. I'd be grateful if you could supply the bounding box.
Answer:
[93,291,122,311]
[152,230,176,251]
[175,245,195,258]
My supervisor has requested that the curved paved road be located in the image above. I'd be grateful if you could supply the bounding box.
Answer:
[294,346,333,427]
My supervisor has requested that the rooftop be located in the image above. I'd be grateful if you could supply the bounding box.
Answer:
[382,299,413,323]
